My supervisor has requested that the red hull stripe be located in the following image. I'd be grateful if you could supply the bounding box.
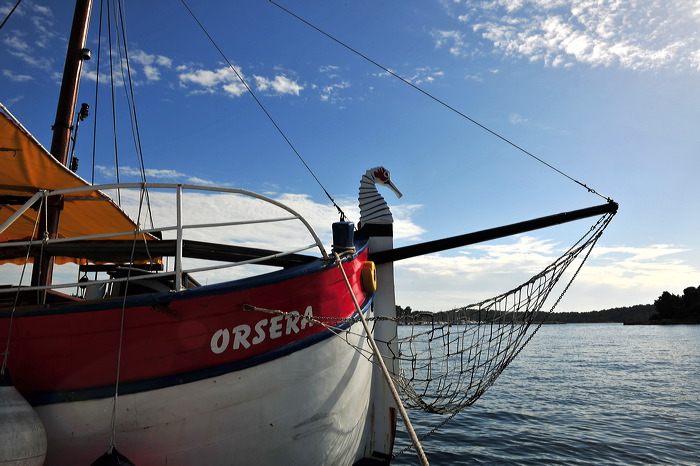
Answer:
[2,244,371,400]
[24,297,371,406]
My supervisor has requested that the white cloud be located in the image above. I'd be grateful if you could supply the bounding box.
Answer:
[393,235,699,312]
[32,5,52,16]
[3,33,31,54]
[96,187,423,284]
[29,9,54,47]
[254,75,304,96]
[431,29,471,57]
[0,4,14,16]
[95,165,218,185]
[155,56,172,67]
[177,65,250,97]
[130,50,172,82]
[576,244,695,292]
[1,3,56,60]
[3,32,54,71]
[408,67,445,85]
[221,80,248,97]
[81,66,125,87]
[319,65,341,78]
[391,204,426,241]
[187,176,217,186]
[178,66,243,94]
[320,80,351,103]
[509,113,528,124]
[2,70,33,82]
[178,65,306,98]
[448,0,700,71]
[314,63,353,104]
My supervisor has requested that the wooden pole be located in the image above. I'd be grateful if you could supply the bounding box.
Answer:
[370,201,617,264]
[334,253,429,465]
[31,0,93,287]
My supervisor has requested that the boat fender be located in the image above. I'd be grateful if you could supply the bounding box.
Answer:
[361,261,377,293]
[90,447,135,466]
[0,377,47,466]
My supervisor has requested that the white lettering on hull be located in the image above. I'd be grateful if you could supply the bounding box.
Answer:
[210,306,315,354]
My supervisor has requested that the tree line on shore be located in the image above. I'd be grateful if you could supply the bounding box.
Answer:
[396,285,700,324]
[651,285,700,322]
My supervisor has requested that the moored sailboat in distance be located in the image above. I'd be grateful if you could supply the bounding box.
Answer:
[1,1,617,464]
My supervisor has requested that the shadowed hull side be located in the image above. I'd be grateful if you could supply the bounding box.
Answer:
[36,316,373,465]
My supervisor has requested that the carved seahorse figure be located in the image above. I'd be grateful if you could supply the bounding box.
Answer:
[358,166,403,227]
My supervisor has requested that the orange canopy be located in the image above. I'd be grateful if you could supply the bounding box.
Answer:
[0,107,152,264]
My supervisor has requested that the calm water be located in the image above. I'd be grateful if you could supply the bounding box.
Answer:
[392,324,700,465]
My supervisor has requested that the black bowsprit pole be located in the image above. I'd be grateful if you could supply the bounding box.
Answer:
[370,201,618,264]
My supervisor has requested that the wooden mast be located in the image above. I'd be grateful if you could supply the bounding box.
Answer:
[31,0,93,287]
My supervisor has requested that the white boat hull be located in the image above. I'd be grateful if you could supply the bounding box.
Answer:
[36,321,372,465]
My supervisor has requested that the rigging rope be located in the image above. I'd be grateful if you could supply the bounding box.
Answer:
[106,0,121,205]
[89,0,104,186]
[108,185,149,454]
[179,0,348,221]
[113,0,156,229]
[269,0,612,203]
[0,196,43,377]
[89,0,155,228]
[0,0,23,31]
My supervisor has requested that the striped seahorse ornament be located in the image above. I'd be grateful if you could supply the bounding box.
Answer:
[358,166,403,227]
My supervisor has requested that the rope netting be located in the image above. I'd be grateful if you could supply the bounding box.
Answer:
[391,210,615,415]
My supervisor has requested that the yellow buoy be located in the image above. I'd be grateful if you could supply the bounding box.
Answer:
[361,261,377,293]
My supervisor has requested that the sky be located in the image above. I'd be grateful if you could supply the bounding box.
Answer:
[1,0,699,312]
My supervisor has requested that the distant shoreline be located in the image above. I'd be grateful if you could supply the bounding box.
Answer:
[396,302,700,325]
[624,319,700,326]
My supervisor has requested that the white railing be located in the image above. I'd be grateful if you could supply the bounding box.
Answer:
[0,183,328,297]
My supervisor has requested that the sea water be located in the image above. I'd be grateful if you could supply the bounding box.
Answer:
[392,323,700,465]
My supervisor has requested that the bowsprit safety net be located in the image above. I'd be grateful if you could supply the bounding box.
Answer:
[391,209,614,416]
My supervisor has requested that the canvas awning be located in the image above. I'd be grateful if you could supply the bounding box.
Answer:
[0,106,155,265]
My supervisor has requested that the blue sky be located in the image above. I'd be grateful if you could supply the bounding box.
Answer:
[2,0,699,312]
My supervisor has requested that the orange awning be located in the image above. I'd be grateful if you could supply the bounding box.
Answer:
[1,106,154,264]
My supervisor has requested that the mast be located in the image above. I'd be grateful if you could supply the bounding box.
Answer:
[31,0,93,288]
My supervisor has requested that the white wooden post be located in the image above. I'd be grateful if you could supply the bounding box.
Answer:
[175,184,183,290]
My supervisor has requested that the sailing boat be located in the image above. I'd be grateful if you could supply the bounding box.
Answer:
[1,1,617,465]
